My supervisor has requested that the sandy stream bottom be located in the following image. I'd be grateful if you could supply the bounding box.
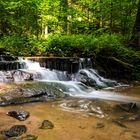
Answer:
[0,101,140,140]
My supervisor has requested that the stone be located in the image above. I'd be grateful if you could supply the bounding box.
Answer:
[7,110,30,121]
[112,119,127,128]
[96,123,105,128]
[117,103,138,112]
[11,135,38,140]
[4,125,27,137]
[40,120,54,129]
[119,114,140,122]
[132,135,140,140]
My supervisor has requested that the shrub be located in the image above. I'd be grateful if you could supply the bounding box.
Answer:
[0,36,46,56]
[45,33,124,57]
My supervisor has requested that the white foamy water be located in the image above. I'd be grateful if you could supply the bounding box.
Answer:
[1,58,138,104]
[39,80,140,103]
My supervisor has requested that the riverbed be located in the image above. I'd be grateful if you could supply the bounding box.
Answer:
[0,84,140,140]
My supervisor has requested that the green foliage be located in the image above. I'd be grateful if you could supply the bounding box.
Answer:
[45,33,140,80]
[0,36,45,56]
[45,34,124,57]
[0,0,140,79]
[0,0,40,37]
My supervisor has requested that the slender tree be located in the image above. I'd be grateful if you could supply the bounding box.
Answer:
[130,0,140,49]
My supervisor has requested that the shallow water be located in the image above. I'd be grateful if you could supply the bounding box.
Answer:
[0,85,140,140]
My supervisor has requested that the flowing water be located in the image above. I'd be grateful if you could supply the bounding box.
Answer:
[0,58,140,140]
[0,85,140,140]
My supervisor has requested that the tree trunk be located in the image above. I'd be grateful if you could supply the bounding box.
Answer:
[60,0,68,34]
[130,0,140,49]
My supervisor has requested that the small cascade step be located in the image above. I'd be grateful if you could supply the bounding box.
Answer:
[24,57,92,74]
[0,55,26,71]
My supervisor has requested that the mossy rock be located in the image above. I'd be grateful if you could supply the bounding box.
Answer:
[4,125,27,137]
[40,120,54,129]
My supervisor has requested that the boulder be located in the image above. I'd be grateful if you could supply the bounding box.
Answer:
[7,110,30,121]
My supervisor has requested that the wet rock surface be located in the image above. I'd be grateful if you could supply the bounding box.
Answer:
[40,120,54,129]
[0,82,67,106]
[112,120,127,128]
[95,123,105,128]
[116,103,138,112]
[7,110,30,121]
[76,69,117,89]
[132,134,140,140]
[111,103,140,128]
[0,96,46,106]
[115,114,140,122]
[10,135,38,140]
[4,125,27,137]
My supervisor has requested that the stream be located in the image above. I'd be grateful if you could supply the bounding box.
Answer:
[0,58,140,140]
[0,85,140,140]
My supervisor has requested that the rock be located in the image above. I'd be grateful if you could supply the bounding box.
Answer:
[96,123,105,128]
[0,96,13,102]
[11,135,38,140]
[119,114,140,122]
[7,110,30,121]
[4,125,27,137]
[40,120,54,129]
[0,96,45,106]
[117,103,138,112]
[112,119,127,128]
[0,82,67,106]
[132,134,140,140]
[76,69,117,89]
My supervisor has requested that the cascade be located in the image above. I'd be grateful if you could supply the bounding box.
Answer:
[24,57,80,73]
[1,57,138,104]
[0,55,26,82]
[0,57,117,88]
[0,55,25,71]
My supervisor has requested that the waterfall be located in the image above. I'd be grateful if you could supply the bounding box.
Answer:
[0,57,117,88]
[1,57,137,104]
[17,59,70,81]
[75,68,117,88]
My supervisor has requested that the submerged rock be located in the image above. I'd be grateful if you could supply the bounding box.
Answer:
[112,120,127,128]
[40,120,54,129]
[132,134,140,140]
[119,114,140,122]
[11,135,38,140]
[116,103,138,112]
[7,110,30,121]
[4,125,27,137]
[96,123,105,128]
